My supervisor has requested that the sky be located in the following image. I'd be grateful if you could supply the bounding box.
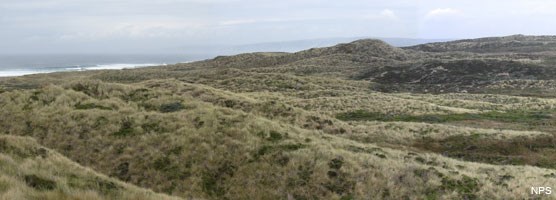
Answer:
[1,0,556,54]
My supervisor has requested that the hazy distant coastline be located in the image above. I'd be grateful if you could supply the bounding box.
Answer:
[0,54,205,77]
[0,63,166,77]
[0,37,450,78]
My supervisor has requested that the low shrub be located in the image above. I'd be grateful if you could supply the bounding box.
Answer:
[159,102,185,113]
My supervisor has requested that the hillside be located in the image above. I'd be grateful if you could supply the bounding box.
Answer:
[3,36,556,199]
[405,34,556,53]
[0,135,180,200]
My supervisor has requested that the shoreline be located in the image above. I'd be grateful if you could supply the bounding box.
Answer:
[0,63,172,78]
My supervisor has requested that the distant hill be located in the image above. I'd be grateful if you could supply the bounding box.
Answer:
[179,37,451,56]
[405,34,556,53]
[185,37,556,94]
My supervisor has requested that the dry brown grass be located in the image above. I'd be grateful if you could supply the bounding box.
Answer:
[1,78,555,199]
[0,135,182,200]
[3,38,556,199]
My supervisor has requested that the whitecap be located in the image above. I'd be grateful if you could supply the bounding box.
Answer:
[0,63,165,77]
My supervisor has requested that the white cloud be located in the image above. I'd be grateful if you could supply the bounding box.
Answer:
[218,19,290,26]
[218,17,328,26]
[52,16,209,40]
[380,9,398,19]
[219,8,399,26]
[425,8,462,20]
[5,0,556,53]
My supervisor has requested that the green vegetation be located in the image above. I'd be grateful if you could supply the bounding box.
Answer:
[159,102,185,113]
[4,36,556,199]
[268,130,283,142]
[0,135,178,200]
[337,110,552,124]
[113,118,135,137]
[415,134,556,169]
[23,175,56,191]
[75,103,112,110]
[439,176,480,199]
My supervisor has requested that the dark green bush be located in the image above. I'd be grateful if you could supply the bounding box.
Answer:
[24,175,56,191]
[159,102,185,113]
[268,131,283,142]
[440,175,480,199]
[113,118,134,137]
[75,103,112,110]
[328,157,344,170]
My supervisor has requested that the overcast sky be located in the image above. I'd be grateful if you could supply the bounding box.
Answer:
[2,0,556,54]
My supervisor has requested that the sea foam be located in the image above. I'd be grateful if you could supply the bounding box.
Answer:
[0,63,165,77]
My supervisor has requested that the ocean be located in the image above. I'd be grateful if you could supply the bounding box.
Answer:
[0,54,211,77]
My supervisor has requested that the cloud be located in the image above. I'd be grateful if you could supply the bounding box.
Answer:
[49,16,210,40]
[380,9,398,19]
[218,17,334,26]
[425,8,462,20]
[218,8,399,26]
[218,19,290,26]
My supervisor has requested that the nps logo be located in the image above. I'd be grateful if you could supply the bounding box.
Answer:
[531,187,552,195]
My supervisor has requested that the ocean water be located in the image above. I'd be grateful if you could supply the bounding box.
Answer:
[0,54,211,77]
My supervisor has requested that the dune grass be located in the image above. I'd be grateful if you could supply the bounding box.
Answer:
[3,38,556,199]
[0,135,181,200]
